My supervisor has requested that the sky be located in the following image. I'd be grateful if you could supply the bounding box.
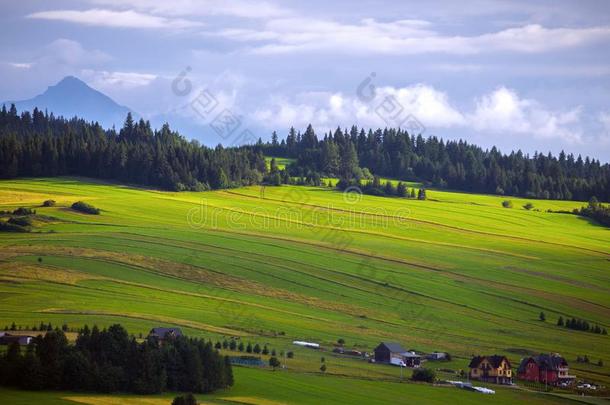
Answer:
[1,0,610,161]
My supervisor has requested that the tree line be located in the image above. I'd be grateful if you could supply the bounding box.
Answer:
[0,324,233,394]
[0,105,267,191]
[1,107,608,203]
[261,125,609,202]
[557,316,607,335]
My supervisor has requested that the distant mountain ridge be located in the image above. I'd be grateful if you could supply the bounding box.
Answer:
[3,76,134,129]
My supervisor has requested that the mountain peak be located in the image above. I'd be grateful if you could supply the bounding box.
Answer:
[5,76,135,128]
[56,75,88,86]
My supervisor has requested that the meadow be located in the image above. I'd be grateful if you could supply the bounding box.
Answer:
[0,177,608,404]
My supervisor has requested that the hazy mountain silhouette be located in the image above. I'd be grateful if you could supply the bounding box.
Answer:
[4,76,134,128]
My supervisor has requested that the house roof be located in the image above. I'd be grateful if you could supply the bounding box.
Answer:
[518,354,567,373]
[469,355,510,369]
[376,342,406,353]
[401,351,421,358]
[0,334,34,345]
[149,327,183,338]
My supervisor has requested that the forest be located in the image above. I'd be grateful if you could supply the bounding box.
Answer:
[0,324,233,394]
[262,125,610,202]
[0,105,267,191]
[1,106,608,202]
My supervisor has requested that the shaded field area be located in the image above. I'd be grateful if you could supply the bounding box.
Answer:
[0,367,590,405]
[0,177,609,403]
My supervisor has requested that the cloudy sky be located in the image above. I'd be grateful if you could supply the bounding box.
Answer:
[2,0,610,160]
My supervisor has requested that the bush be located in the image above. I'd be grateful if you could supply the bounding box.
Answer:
[8,216,33,227]
[172,393,197,405]
[71,201,100,215]
[0,221,30,232]
[411,368,436,383]
[12,207,35,216]
[502,200,513,208]
[523,202,534,210]
[42,200,56,207]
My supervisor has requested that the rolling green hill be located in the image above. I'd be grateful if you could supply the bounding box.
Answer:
[0,177,608,404]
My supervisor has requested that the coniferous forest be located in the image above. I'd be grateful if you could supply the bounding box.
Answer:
[0,105,608,202]
[0,106,266,191]
[0,324,233,394]
[262,125,610,202]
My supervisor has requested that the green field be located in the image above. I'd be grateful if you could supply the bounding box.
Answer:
[0,177,609,404]
[0,366,597,405]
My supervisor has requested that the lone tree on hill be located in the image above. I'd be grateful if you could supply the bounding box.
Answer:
[269,356,281,370]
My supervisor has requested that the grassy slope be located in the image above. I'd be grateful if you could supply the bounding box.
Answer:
[0,177,608,404]
[0,367,587,405]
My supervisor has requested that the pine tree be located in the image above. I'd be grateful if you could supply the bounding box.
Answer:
[397,182,407,197]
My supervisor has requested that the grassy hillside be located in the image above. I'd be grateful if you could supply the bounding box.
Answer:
[0,367,591,405]
[0,177,608,403]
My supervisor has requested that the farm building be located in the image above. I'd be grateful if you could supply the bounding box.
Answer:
[469,355,513,384]
[426,352,448,360]
[374,342,421,367]
[517,354,575,386]
[0,333,34,346]
[148,327,183,343]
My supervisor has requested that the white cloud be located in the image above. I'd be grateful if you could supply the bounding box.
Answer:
[211,17,610,55]
[251,85,584,143]
[81,70,158,89]
[42,39,111,66]
[28,9,202,29]
[91,0,290,19]
[252,84,465,133]
[469,87,583,142]
[8,62,33,69]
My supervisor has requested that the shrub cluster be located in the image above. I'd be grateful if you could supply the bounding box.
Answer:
[0,207,36,232]
[71,201,100,215]
[575,197,610,227]
[411,368,436,383]
[12,207,36,216]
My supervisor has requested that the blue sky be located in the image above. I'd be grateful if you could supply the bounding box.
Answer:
[1,0,609,160]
